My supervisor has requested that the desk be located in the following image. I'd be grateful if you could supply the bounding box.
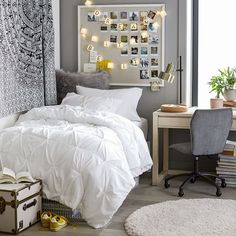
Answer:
[152,107,236,185]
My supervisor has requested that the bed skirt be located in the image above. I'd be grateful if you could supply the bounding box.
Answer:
[42,199,84,223]
[42,177,140,223]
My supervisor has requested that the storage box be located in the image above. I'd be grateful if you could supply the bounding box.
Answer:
[0,180,42,234]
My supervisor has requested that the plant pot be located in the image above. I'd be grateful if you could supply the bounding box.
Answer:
[223,89,236,101]
[210,98,223,109]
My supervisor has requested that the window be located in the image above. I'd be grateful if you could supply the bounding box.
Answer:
[198,0,236,107]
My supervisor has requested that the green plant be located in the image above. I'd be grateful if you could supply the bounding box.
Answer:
[209,67,236,98]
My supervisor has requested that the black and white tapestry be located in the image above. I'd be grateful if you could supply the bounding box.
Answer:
[0,0,57,118]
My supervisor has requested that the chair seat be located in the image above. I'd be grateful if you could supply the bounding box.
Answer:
[169,142,191,155]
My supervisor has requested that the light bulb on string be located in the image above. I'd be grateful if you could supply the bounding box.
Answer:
[91,35,98,42]
[160,10,167,17]
[84,0,92,6]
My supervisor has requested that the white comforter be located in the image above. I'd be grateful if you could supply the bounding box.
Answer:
[0,105,152,228]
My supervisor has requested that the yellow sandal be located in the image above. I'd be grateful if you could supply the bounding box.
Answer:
[41,212,54,228]
[50,215,68,232]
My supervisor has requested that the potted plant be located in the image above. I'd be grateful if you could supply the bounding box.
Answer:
[209,67,236,108]
[221,67,236,101]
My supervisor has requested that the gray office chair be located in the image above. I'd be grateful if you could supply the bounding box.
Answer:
[164,108,233,197]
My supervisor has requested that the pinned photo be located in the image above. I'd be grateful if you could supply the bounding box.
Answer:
[151,70,159,78]
[151,58,159,66]
[88,12,96,21]
[131,47,139,55]
[99,12,109,21]
[141,35,148,44]
[111,24,118,31]
[140,70,150,79]
[149,35,159,44]
[110,11,118,20]
[120,23,128,32]
[141,47,148,55]
[151,46,158,54]
[129,11,139,21]
[130,35,138,44]
[140,23,148,31]
[130,23,138,31]
[120,11,128,20]
[121,35,128,43]
[130,58,139,67]
[101,25,108,31]
[148,22,158,33]
[121,46,128,55]
[110,35,118,43]
[147,10,156,20]
[140,11,148,22]
[140,57,149,68]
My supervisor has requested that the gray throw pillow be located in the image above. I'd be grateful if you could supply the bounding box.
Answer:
[56,70,110,104]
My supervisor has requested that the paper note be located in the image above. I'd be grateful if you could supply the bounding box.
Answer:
[90,51,98,63]
[83,63,96,73]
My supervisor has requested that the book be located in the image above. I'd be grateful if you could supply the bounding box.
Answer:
[0,167,35,184]
[223,140,236,156]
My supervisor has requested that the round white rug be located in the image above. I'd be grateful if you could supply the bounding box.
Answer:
[124,199,236,236]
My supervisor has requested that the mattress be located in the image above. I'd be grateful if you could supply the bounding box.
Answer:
[133,117,148,140]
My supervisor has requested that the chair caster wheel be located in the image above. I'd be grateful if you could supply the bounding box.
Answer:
[216,189,222,197]
[178,189,184,197]
[221,181,226,188]
[164,181,170,189]
[190,178,196,183]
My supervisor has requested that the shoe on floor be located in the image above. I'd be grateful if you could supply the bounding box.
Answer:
[50,215,68,231]
[41,212,54,228]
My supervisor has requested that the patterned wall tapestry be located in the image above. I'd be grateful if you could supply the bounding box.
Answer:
[0,0,57,118]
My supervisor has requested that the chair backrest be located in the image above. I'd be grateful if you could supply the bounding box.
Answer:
[191,108,232,156]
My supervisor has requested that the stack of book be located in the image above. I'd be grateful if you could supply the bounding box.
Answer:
[216,140,236,187]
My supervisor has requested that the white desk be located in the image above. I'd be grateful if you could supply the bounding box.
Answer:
[152,107,236,185]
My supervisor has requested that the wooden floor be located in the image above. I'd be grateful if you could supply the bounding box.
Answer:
[2,172,236,236]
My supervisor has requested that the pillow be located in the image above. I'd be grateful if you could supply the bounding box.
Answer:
[56,70,110,104]
[61,93,122,113]
[76,86,142,121]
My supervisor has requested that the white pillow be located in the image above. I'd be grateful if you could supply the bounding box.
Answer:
[76,86,142,121]
[61,93,122,113]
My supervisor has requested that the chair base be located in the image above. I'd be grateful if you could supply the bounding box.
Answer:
[164,156,226,197]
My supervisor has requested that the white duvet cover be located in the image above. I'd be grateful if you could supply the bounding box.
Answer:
[0,105,152,228]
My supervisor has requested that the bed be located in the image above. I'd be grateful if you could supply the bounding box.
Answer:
[0,71,152,228]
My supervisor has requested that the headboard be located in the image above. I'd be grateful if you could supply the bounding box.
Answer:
[56,70,110,104]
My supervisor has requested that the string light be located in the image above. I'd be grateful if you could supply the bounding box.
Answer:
[96,55,103,62]
[143,17,149,25]
[104,17,112,25]
[91,35,98,42]
[160,10,167,17]
[80,28,88,35]
[94,9,101,16]
[87,44,94,51]
[107,62,114,69]
[103,41,110,47]
[121,63,128,70]
[117,42,124,48]
[117,23,123,30]
[84,0,92,6]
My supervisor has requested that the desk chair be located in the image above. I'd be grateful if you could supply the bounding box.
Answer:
[164,108,233,197]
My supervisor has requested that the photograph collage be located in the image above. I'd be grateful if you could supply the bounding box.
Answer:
[87,9,161,80]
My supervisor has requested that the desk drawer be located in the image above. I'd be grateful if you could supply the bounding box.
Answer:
[158,117,191,128]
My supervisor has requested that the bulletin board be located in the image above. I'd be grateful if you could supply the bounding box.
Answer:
[78,4,165,87]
